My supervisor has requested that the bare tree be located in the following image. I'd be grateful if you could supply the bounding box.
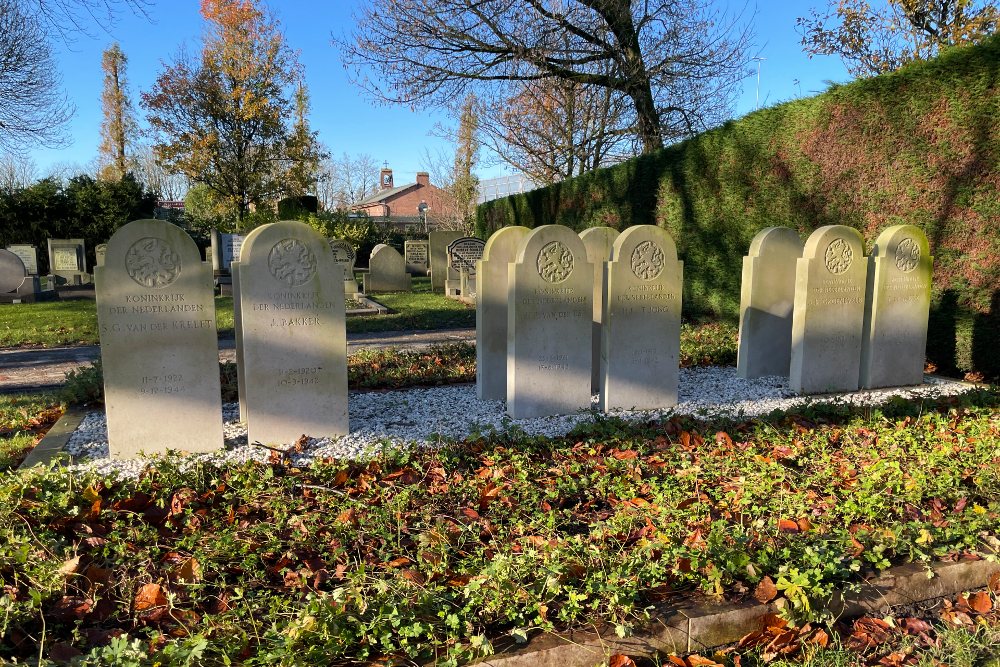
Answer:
[339,0,754,154]
[23,0,151,43]
[133,143,189,200]
[0,154,39,192]
[0,0,74,153]
[315,152,380,210]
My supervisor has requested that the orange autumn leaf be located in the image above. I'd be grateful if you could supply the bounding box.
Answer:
[968,591,993,614]
[754,576,778,603]
[134,583,168,610]
[778,519,800,533]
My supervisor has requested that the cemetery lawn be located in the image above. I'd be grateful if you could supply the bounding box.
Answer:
[346,276,477,334]
[0,392,61,470]
[2,389,999,664]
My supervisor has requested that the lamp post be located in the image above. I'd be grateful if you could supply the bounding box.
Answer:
[417,201,429,233]
[752,56,766,110]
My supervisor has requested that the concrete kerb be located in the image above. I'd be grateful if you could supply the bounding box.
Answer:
[472,559,1000,666]
[17,408,86,470]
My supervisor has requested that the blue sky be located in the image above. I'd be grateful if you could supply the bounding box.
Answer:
[27,1,852,184]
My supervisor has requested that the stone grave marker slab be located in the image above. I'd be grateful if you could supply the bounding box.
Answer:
[507,225,593,419]
[95,219,223,457]
[600,225,682,412]
[447,237,485,297]
[363,244,412,292]
[7,245,38,274]
[429,231,463,291]
[476,226,530,400]
[238,220,348,445]
[230,224,274,423]
[95,243,108,267]
[580,227,620,391]
[790,225,868,394]
[48,238,89,285]
[0,250,27,294]
[737,227,804,379]
[220,234,244,271]
[404,240,429,275]
[861,225,933,389]
[328,239,359,295]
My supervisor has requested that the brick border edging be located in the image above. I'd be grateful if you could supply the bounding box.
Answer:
[472,559,1000,666]
[17,408,86,470]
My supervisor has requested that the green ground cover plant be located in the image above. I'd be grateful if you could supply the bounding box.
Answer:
[0,392,61,471]
[2,389,998,665]
[347,277,476,334]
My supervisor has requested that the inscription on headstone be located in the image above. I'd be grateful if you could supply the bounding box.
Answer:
[789,225,868,394]
[507,225,592,419]
[860,225,932,389]
[447,237,485,297]
[230,224,273,423]
[328,239,359,295]
[737,227,804,379]
[476,226,530,400]
[238,220,348,445]
[47,238,89,285]
[404,240,429,275]
[428,231,463,291]
[95,219,223,457]
[600,226,682,411]
[580,227,620,391]
[363,244,412,292]
[6,245,38,275]
[220,234,244,270]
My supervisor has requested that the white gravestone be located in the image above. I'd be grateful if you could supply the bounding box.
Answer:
[404,240,429,275]
[220,234,244,271]
[580,227,620,391]
[790,225,868,394]
[861,225,933,389]
[600,225,683,412]
[447,237,485,297]
[6,245,38,275]
[429,231,463,292]
[95,244,108,267]
[363,244,412,292]
[476,226,530,401]
[328,239,359,296]
[230,224,274,423]
[507,225,593,419]
[48,238,89,285]
[95,219,223,457]
[238,220,348,445]
[737,227,804,379]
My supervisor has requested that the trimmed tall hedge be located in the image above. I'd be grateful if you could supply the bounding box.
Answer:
[477,38,1000,380]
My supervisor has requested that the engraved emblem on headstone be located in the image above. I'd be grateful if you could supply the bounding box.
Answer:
[630,240,665,281]
[268,238,316,286]
[328,239,356,264]
[536,241,574,283]
[125,237,181,288]
[894,237,920,272]
[824,238,854,274]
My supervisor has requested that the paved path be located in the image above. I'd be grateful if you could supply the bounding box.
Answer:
[0,328,476,394]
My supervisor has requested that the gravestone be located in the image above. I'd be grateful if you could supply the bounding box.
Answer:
[363,244,412,292]
[737,227,804,379]
[47,238,89,285]
[237,220,348,445]
[220,234,243,270]
[328,239,359,296]
[860,225,933,389]
[600,226,683,412]
[447,237,485,298]
[476,226,530,400]
[507,225,593,419]
[95,219,223,457]
[95,244,108,267]
[428,230,463,291]
[789,225,868,394]
[580,227,620,391]
[6,245,38,274]
[404,240,429,275]
[0,250,27,293]
[230,224,274,423]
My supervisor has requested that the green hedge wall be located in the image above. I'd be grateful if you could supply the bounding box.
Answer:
[477,38,1000,380]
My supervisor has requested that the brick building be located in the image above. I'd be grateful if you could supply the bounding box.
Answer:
[354,167,456,231]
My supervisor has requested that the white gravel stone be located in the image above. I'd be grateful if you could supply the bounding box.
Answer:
[64,368,977,479]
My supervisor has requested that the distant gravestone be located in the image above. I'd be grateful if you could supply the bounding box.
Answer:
[237,220,348,445]
[476,226,530,401]
[230,224,274,423]
[220,234,243,270]
[95,219,223,457]
[737,227,804,379]
[860,225,933,389]
[447,237,485,297]
[404,240,429,275]
[6,245,38,275]
[429,230,463,291]
[328,239,359,296]
[790,225,868,394]
[0,250,27,294]
[95,244,108,267]
[363,244,412,292]
[580,227,620,391]
[507,225,593,419]
[48,238,89,285]
[600,226,682,412]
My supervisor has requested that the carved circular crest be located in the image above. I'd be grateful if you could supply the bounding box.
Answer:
[824,238,854,274]
[536,241,574,283]
[630,240,665,281]
[894,237,920,272]
[268,238,317,286]
[125,237,181,288]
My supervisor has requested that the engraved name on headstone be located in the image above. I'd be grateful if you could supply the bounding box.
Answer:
[861,225,933,389]
[6,245,38,275]
[328,239,359,296]
[447,237,485,296]
[95,219,224,457]
[48,238,89,285]
[404,240,429,275]
[507,225,593,419]
[580,226,619,391]
[790,225,868,394]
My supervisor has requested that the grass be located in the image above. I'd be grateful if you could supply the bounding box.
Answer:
[347,276,476,333]
[2,388,998,665]
[0,392,61,471]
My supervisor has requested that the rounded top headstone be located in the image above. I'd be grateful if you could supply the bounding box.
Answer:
[870,224,930,272]
[515,225,590,284]
[579,226,620,263]
[447,237,486,272]
[802,225,865,275]
[482,226,530,261]
[240,220,334,289]
[0,249,27,293]
[104,219,204,287]
[371,243,390,257]
[610,225,678,280]
[748,226,803,258]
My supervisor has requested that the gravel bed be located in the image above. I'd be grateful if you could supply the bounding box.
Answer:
[63,367,976,479]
